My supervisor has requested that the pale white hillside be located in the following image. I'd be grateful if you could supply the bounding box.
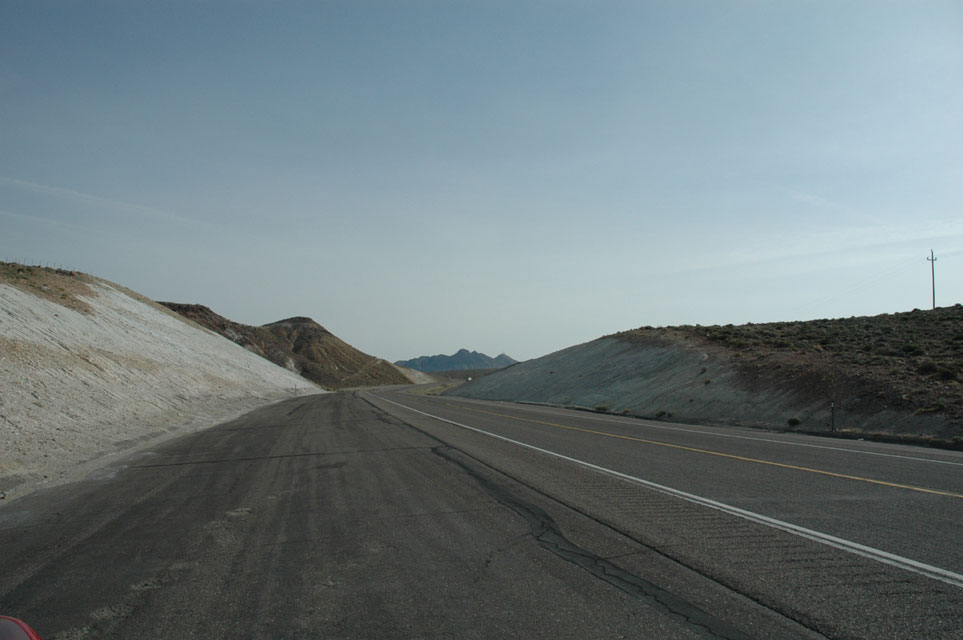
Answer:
[0,272,319,499]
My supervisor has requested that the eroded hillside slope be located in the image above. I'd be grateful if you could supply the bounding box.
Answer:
[263,316,413,388]
[0,263,319,498]
[158,303,416,389]
[448,307,963,445]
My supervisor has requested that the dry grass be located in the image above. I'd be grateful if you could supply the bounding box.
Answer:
[695,307,962,373]
[0,262,99,313]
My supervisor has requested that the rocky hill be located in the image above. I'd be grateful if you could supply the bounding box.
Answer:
[447,306,963,447]
[158,304,415,389]
[396,349,517,372]
[0,262,318,499]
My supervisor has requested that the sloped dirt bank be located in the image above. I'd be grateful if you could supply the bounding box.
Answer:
[447,332,957,446]
[1,269,320,500]
[158,303,414,389]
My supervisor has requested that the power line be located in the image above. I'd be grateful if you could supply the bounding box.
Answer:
[927,249,937,309]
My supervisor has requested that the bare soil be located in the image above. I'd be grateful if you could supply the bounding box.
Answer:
[0,261,99,313]
[158,304,411,390]
[1,267,319,499]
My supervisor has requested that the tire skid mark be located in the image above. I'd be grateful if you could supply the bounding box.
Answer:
[0,470,185,600]
[49,562,191,640]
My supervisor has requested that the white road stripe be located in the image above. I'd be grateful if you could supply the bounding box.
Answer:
[371,392,963,589]
[455,396,963,467]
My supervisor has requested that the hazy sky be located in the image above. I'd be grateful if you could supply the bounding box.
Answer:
[2,1,961,362]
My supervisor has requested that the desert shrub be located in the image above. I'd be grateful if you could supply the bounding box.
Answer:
[914,403,946,415]
[917,361,939,375]
[595,405,608,412]
[937,367,957,381]
[787,417,801,427]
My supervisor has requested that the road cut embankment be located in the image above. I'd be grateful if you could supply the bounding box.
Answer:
[447,333,950,438]
[0,274,319,500]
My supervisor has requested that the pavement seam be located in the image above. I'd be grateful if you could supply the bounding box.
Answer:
[361,392,826,640]
[432,445,756,640]
[381,393,963,588]
[127,445,433,468]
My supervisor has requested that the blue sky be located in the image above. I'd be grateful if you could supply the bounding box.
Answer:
[2,1,961,362]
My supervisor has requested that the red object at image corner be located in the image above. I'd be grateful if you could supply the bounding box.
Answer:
[0,617,42,640]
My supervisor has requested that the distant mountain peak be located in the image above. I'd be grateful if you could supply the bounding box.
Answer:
[395,349,517,372]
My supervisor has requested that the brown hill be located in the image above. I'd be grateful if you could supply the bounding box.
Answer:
[158,303,410,390]
[262,316,412,389]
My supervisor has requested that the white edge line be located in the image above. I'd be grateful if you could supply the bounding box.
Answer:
[371,392,963,590]
[497,400,963,467]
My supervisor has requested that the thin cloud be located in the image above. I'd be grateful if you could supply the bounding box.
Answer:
[0,176,216,230]
[0,207,94,233]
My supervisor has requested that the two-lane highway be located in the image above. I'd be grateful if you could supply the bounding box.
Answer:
[1,388,960,639]
[0,391,813,639]
[367,387,963,638]
[372,390,963,575]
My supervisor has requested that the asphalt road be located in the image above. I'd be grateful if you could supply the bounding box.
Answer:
[1,389,960,639]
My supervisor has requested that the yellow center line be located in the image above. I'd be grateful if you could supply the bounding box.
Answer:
[448,403,963,499]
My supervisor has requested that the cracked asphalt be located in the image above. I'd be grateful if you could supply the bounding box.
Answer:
[0,390,958,638]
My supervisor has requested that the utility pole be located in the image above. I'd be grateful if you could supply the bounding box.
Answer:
[927,249,937,310]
